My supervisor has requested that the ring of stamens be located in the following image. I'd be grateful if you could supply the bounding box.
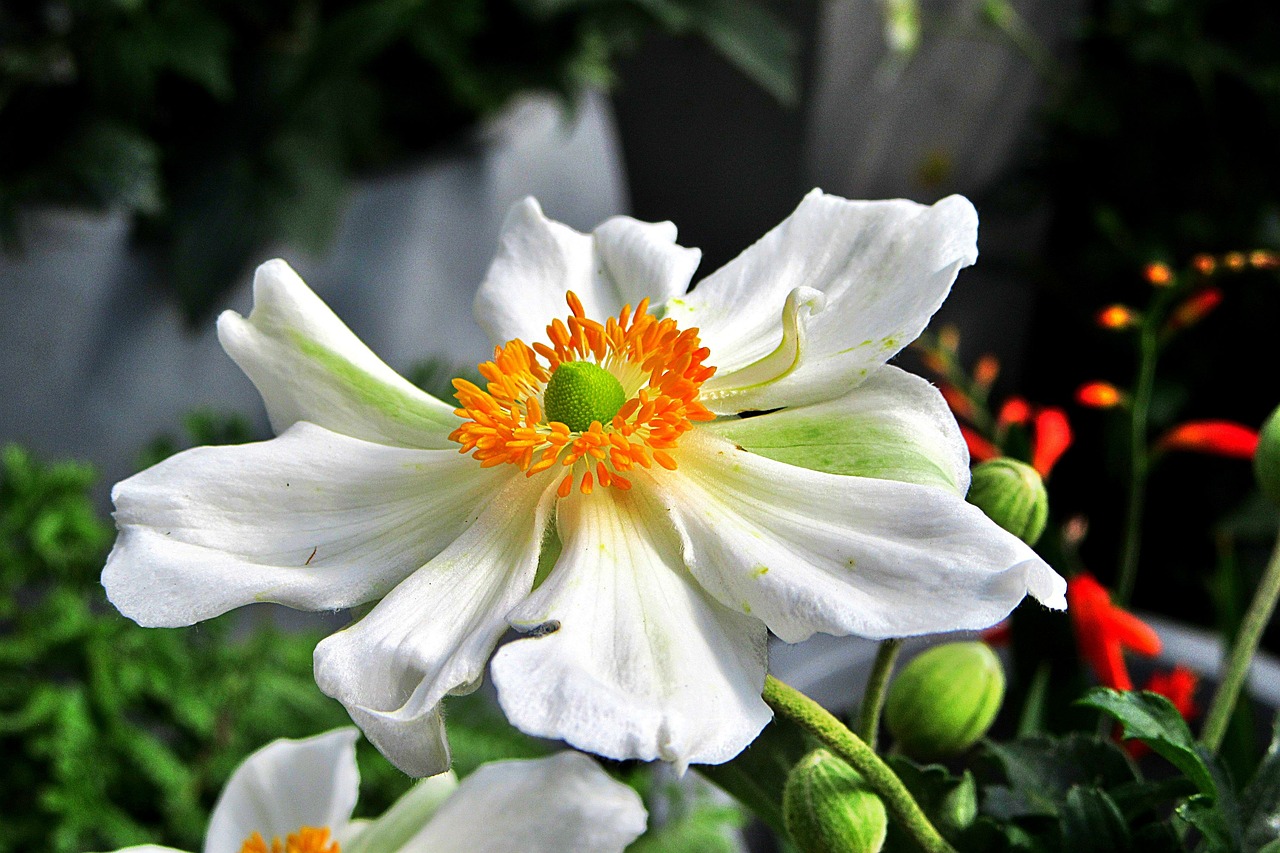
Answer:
[239,827,339,853]
[449,291,716,496]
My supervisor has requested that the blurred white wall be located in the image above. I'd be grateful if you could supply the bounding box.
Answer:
[1,91,627,492]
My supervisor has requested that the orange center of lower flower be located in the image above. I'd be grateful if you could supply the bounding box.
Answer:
[449,291,716,495]
[239,827,339,853]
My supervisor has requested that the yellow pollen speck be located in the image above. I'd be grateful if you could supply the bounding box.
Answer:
[239,827,339,853]
[448,291,717,495]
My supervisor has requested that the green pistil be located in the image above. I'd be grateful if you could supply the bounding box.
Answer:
[543,361,627,432]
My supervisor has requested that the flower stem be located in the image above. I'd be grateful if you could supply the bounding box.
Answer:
[763,675,957,853]
[1116,322,1159,606]
[1201,518,1280,752]
[857,638,903,749]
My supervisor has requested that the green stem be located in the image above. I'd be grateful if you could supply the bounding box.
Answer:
[857,638,903,749]
[1201,519,1280,752]
[763,675,957,853]
[1116,323,1160,606]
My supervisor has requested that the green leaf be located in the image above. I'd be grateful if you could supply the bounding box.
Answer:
[686,0,798,106]
[628,789,745,853]
[1243,713,1280,852]
[441,691,555,777]
[882,757,978,851]
[1061,786,1132,853]
[696,712,810,835]
[979,732,1136,819]
[1077,688,1213,795]
[62,122,162,214]
[635,0,799,105]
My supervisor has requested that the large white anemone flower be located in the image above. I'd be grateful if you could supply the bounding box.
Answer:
[104,190,1066,777]
[101,729,645,853]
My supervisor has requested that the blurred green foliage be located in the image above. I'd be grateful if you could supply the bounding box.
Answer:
[0,0,796,322]
[0,443,418,852]
[0,432,747,851]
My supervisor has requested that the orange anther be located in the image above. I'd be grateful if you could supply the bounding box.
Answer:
[450,289,714,495]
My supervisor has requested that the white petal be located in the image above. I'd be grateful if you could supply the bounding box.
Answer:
[217,259,458,448]
[96,847,189,853]
[473,198,700,347]
[398,752,647,853]
[342,773,459,853]
[659,430,1066,645]
[104,422,509,627]
[666,191,978,412]
[203,728,360,853]
[705,365,970,494]
[490,485,771,772]
[314,473,557,778]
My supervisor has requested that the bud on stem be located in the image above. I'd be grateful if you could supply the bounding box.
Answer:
[884,642,1005,760]
[784,749,888,853]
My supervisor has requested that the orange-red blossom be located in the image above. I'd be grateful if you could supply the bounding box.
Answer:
[1066,573,1161,692]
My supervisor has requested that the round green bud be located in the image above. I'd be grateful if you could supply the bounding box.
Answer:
[1255,404,1280,506]
[783,749,888,853]
[884,642,1005,761]
[542,361,627,432]
[966,458,1049,546]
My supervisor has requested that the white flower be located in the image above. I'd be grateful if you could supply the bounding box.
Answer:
[99,729,646,853]
[103,190,1066,776]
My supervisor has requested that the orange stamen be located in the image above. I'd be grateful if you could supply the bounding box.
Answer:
[450,292,716,493]
[240,827,339,853]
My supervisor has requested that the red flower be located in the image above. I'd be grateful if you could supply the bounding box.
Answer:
[1156,421,1259,458]
[1126,665,1200,757]
[1166,287,1223,333]
[993,399,1072,479]
[997,397,1031,428]
[1077,382,1124,409]
[940,383,976,420]
[1097,305,1138,330]
[1031,408,1072,478]
[1144,666,1200,720]
[961,424,1000,463]
[1067,573,1161,691]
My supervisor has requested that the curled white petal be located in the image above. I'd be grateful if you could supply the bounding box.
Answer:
[659,429,1066,645]
[667,191,978,412]
[217,259,458,448]
[314,473,556,777]
[398,752,647,853]
[104,422,507,627]
[474,198,700,347]
[203,728,360,853]
[490,485,771,772]
[705,365,970,494]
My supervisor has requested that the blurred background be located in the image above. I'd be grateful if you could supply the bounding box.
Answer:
[3,1,1280,850]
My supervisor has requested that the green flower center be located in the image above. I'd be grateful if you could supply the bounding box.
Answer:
[543,361,627,432]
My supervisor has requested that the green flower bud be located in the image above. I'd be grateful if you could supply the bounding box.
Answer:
[884,642,1005,760]
[966,458,1049,545]
[783,749,888,853]
[1255,404,1280,506]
